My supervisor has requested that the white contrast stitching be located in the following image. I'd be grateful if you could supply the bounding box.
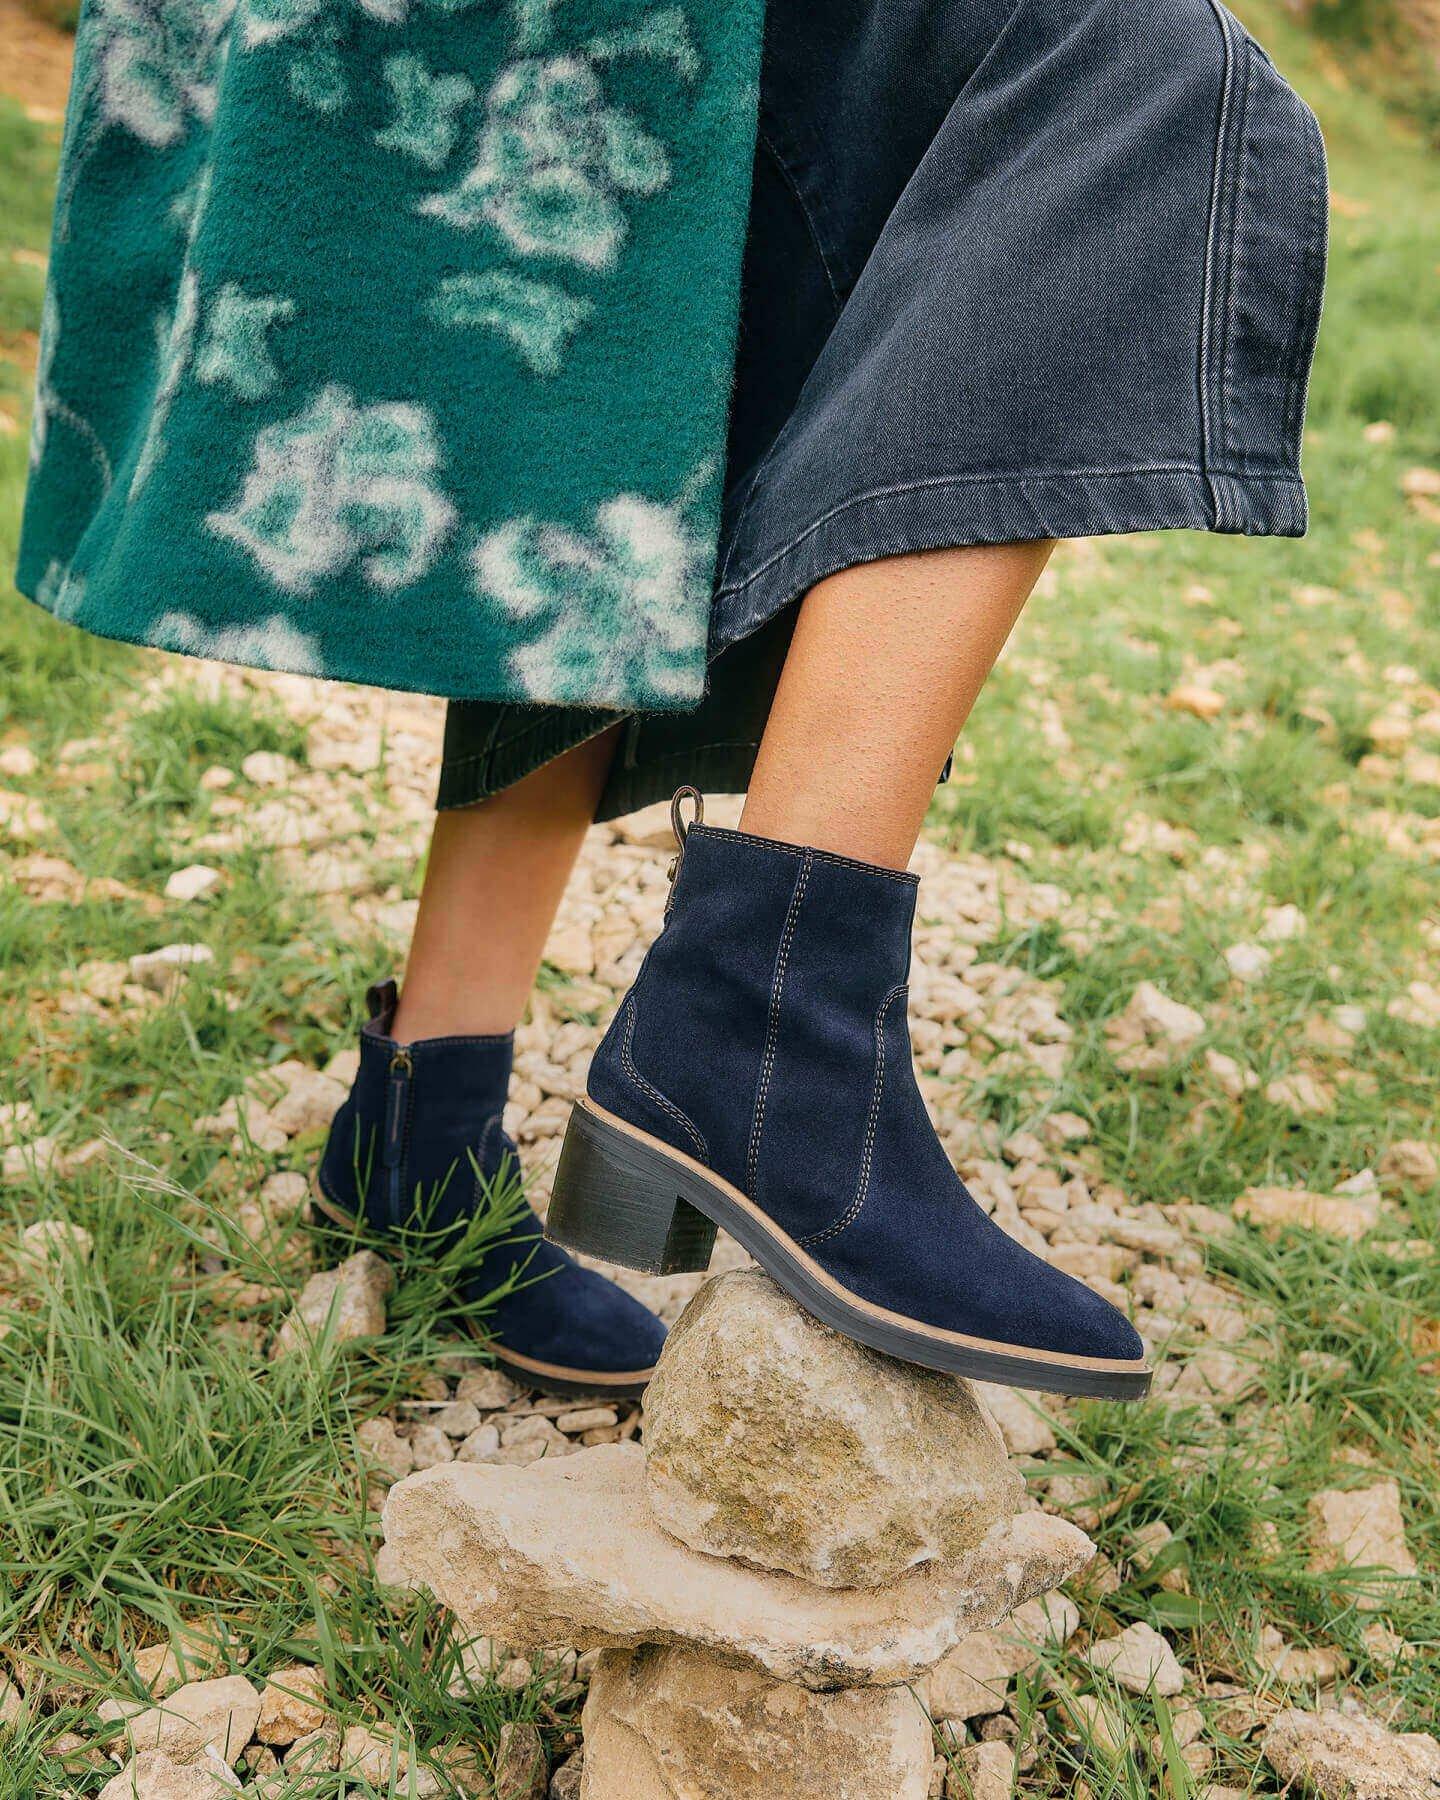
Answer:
[801,984,906,1248]
[747,852,812,1193]
[619,994,708,1161]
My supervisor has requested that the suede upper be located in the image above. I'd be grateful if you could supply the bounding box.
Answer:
[589,824,1145,1366]
[319,982,667,1378]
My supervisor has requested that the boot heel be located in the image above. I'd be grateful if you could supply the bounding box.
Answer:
[546,1102,717,1276]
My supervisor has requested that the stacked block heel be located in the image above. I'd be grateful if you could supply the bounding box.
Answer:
[546,1101,717,1276]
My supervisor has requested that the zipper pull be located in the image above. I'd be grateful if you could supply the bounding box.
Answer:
[665,786,704,914]
[383,1047,413,1169]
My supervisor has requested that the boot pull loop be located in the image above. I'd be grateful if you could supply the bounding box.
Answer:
[665,786,705,913]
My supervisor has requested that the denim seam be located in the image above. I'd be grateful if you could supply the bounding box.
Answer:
[1195,1,1231,522]
[1286,107,1328,452]
[1217,20,1254,494]
[801,984,906,1248]
[619,994,708,1161]
[757,130,844,316]
[1198,0,1239,520]
[716,428,788,593]
[715,465,1299,599]
[748,851,811,1193]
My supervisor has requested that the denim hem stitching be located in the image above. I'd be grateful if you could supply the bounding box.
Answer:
[715,464,1300,599]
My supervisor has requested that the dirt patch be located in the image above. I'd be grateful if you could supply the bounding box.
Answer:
[0,0,74,119]
[0,326,41,379]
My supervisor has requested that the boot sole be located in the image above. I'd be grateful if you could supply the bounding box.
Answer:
[308,1174,658,1402]
[545,1099,1153,1403]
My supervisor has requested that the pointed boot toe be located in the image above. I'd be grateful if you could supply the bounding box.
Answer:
[546,812,1151,1402]
[480,1229,668,1399]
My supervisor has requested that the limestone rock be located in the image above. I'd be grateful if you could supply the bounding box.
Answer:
[99,1750,241,1799]
[286,1726,340,1772]
[1106,982,1206,1073]
[972,1382,1058,1457]
[1224,943,1272,983]
[265,1066,348,1137]
[1379,1140,1438,1191]
[949,1742,1016,1800]
[339,1724,408,1782]
[643,1271,1022,1588]
[16,1219,94,1276]
[410,1423,457,1469]
[456,1367,523,1409]
[494,1720,548,1799]
[1262,1706,1440,1799]
[1167,683,1225,720]
[1060,1692,1127,1757]
[579,1644,932,1799]
[1235,1186,1379,1242]
[240,751,292,787]
[356,1416,415,1482]
[128,944,215,995]
[0,744,37,778]
[382,1444,1093,1690]
[928,1596,1077,1722]
[550,1751,584,1798]
[271,1251,393,1356]
[1086,1620,1185,1696]
[122,1675,262,1765]
[164,866,221,903]
[254,1665,326,1744]
[1308,1481,1418,1606]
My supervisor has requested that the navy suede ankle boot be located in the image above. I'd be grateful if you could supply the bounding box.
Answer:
[316,980,666,1398]
[546,800,1151,1401]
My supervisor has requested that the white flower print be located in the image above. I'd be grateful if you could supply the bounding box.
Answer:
[420,55,671,270]
[206,384,457,593]
[151,609,323,672]
[473,493,708,704]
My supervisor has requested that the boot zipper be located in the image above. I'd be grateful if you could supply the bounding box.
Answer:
[382,1047,413,1227]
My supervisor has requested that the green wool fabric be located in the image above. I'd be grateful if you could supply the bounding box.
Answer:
[17,0,764,710]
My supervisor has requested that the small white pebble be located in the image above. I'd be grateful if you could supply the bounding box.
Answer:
[17,1220,94,1275]
[407,1424,455,1469]
[164,864,221,902]
[0,745,38,778]
[240,750,293,787]
[556,1406,618,1435]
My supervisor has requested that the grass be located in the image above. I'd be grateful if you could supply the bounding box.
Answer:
[1,3,1438,1795]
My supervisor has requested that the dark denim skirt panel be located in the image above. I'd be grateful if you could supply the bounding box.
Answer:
[441,0,1327,817]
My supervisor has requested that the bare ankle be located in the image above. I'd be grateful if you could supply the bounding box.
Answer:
[389,988,517,1043]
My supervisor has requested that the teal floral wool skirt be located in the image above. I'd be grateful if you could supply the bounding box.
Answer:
[16,0,765,711]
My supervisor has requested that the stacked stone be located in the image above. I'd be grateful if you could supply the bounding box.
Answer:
[383,1271,1096,1800]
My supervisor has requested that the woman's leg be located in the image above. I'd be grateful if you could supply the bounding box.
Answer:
[391,724,621,1043]
[318,717,667,1396]
[741,540,1053,869]
[549,538,1149,1399]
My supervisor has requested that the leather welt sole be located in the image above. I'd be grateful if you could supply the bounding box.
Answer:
[545,1098,1152,1403]
[308,1173,657,1401]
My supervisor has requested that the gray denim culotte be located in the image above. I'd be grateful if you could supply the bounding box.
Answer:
[439,0,1327,817]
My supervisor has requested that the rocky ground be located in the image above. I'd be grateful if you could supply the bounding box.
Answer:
[1,645,1436,1798]
[1,0,1439,1794]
